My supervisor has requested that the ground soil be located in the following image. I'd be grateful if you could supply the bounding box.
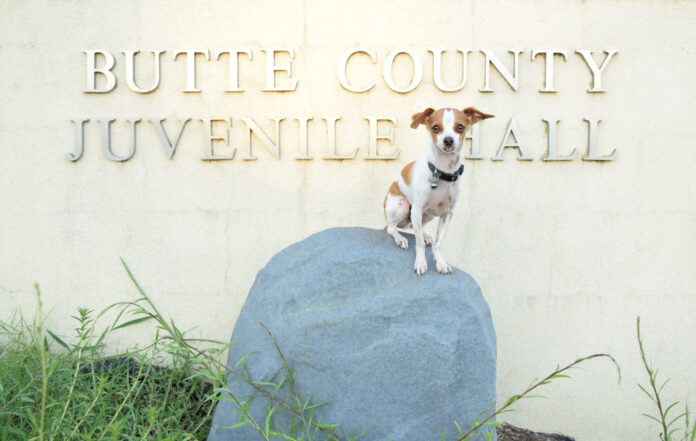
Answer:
[497,423,574,441]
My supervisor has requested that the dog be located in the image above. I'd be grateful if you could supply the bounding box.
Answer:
[383,107,493,275]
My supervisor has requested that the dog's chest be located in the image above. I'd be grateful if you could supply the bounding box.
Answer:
[423,182,459,216]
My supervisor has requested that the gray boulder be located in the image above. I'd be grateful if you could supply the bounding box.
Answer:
[208,227,497,441]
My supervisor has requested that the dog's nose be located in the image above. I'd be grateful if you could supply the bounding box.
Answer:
[443,137,454,147]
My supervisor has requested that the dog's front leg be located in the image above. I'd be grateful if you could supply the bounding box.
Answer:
[410,206,428,275]
[433,213,453,274]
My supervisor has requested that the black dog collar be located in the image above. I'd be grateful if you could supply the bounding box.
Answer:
[427,162,464,188]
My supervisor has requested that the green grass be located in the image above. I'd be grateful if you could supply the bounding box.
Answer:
[0,291,216,441]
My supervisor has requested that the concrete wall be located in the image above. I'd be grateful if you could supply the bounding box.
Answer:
[1,1,695,439]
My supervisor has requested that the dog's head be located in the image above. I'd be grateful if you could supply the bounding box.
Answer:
[410,107,494,154]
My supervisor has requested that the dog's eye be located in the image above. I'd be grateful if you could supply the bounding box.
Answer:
[432,125,440,133]
[457,124,465,132]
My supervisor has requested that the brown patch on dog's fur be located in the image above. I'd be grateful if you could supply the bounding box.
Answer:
[463,106,494,125]
[389,181,405,197]
[383,181,405,209]
[452,109,470,144]
[384,181,411,228]
[400,161,415,185]
[424,109,445,144]
[410,107,435,129]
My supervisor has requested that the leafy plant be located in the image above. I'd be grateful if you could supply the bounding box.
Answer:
[637,317,696,441]
[453,353,621,441]
[0,284,215,441]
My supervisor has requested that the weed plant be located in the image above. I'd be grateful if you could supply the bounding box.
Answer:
[0,285,215,441]
[637,317,696,441]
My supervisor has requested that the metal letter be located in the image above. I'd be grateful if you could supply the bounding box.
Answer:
[67,118,89,162]
[240,117,283,160]
[337,48,376,93]
[262,48,298,92]
[542,118,577,161]
[215,49,252,92]
[173,50,210,92]
[480,49,523,92]
[492,118,532,161]
[148,118,191,159]
[531,50,568,93]
[322,117,358,159]
[582,118,616,161]
[83,50,116,93]
[98,118,139,162]
[429,48,471,92]
[122,50,165,93]
[576,50,618,93]
[364,117,399,160]
[295,117,313,160]
[201,118,235,160]
[383,49,423,93]
[464,124,484,160]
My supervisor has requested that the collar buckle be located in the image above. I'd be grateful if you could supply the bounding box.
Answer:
[429,171,439,188]
[427,162,464,188]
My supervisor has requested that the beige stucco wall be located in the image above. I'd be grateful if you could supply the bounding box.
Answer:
[1,1,695,439]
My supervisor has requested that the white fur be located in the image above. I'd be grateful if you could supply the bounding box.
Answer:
[385,108,465,275]
[438,109,457,148]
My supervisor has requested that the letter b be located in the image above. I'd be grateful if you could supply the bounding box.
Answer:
[83,50,116,93]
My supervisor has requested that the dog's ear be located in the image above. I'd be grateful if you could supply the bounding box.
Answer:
[410,108,435,129]
[463,106,494,125]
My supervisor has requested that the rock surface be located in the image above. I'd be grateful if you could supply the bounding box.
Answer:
[208,227,497,441]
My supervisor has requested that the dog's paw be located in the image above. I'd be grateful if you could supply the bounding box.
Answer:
[394,235,408,250]
[436,260,452,274]
[414,255,428,276]
[423,233,433,247]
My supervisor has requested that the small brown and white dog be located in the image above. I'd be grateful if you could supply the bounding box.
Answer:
[384,106,493,275]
